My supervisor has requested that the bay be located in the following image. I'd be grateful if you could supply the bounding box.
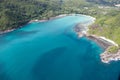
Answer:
[0,15,120,80]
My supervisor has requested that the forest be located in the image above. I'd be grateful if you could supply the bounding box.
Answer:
[0,0,88,31]
[0,0,64,31]
[1,0,120,31]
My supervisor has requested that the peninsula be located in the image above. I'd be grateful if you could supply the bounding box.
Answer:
[74,22,120,63]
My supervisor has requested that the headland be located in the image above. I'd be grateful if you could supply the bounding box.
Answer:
[74,20,120,63]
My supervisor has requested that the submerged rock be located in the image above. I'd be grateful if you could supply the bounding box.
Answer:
[74,23,88,37]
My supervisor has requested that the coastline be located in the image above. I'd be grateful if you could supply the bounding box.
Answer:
[87,35,120,63]
[28,14,68,23]
[1,13,119,63]
[74,18,120,64]
[87,35,114,49]
[0,14,68,35]
[0,29,16,35]
[28,14,83,23]
[0,14,84,35]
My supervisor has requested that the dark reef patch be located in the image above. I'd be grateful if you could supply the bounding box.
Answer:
[32,47,67,80]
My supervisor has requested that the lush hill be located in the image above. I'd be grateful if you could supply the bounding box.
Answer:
[0,0,63,31]
[89,10,120,46]
[0,0,96,31]
[0,0,88,31]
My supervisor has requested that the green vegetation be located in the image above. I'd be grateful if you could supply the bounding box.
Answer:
[0,0,100,31]
[2,0,117,31]
[0,0,64,31]
[107,46,119,54]
[89,10,120,46]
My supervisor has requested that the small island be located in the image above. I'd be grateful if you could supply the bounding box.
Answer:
[74,22,120,63]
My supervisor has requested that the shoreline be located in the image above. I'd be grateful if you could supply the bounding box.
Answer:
[28,14,90,23]
[74,19,120,64]
[87,35,114,49]
[0,14,90,35]
[0,14,70,35]
[0,29,16,35]
[1,13,119,63]
[28,14,69,23]
[87,35,120,63]
[0,14,68,35]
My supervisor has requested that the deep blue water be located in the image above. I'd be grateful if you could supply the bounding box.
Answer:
[0,15,120,80]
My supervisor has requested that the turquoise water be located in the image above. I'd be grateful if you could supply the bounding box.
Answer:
[0,15,120,80]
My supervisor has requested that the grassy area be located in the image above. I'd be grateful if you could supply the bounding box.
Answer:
[89,9,120,46]
[107,46,119,54]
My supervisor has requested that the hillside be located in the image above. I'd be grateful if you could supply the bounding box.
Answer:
[89,10,120,46]
[0,0,62,31]
[0,0,90,31]
[0,0,99,31]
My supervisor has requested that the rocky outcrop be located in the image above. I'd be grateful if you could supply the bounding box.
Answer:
[101,49,120,63]
[74,23,88,37]
[74,23,120,64]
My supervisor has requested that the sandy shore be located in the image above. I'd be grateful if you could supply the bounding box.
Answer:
[28,14,79,23]
[0,14,69,35]
[29,14,96,23]
[0,29,15,35]
[0,14,96,35]
[0,14,83,35]
[28,14,68,23]
[87,34,120,64]
[87,35,113,49]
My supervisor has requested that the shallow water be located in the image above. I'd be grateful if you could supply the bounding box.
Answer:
[0,15,120,80]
